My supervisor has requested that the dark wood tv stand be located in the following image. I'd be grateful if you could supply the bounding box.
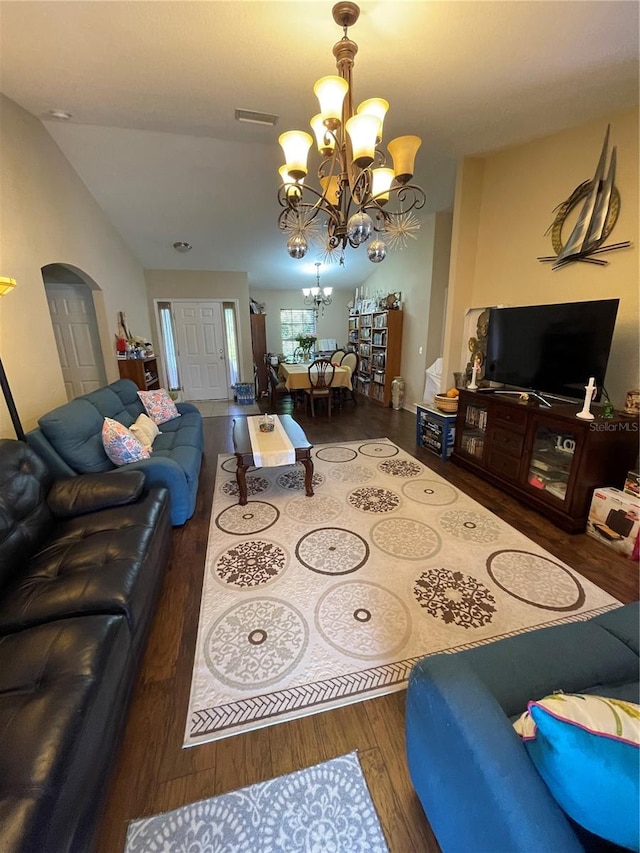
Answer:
[451,388,638,532]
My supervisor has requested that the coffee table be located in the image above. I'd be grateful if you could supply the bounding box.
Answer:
[231,414,314,505]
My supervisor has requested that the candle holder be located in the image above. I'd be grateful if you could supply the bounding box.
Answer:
[576,378,597,420]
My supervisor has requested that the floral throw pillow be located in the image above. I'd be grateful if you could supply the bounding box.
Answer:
[102,417,151,466]
[137,389,180,425]
[513,692,640,849]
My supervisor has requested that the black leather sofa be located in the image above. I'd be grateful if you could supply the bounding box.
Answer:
[0,438,172,853]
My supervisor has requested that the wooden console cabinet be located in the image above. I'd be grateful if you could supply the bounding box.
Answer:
[452,389,639,532]
[250,313,268,397]
[117,356,160,391]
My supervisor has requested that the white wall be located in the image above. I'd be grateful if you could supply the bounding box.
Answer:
[249,289,352,355]
[144,269,253,387]
[0,95,150,435]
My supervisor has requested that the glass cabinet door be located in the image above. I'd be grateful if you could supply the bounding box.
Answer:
[460,404,488,462]
[527,424,578,501]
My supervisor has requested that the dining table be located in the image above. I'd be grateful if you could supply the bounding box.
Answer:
[278,361,353,391]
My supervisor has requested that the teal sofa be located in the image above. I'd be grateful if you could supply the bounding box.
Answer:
[26,379,203,525]
[406,603,639,852]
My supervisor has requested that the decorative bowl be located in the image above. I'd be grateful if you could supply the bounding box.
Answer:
[259,415,275,432]
[434,393,459,413]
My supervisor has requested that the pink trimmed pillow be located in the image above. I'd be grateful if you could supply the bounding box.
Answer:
[137,389,181,425]
[102,417,151,466]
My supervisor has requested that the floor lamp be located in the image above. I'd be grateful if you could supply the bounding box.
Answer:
[0,277,25,441]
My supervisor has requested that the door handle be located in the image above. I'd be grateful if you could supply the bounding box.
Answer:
[219,348,225,359]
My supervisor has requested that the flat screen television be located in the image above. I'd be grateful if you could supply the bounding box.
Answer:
[484,298,619,401]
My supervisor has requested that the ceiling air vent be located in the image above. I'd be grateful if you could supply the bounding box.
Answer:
[235,109,279,127]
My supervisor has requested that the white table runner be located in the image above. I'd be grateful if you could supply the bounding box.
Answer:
[246,415,295,467]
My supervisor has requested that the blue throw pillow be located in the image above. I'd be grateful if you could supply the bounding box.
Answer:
[513,693,640,850]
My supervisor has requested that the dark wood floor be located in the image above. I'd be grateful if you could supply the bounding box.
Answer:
[96,396,639,853]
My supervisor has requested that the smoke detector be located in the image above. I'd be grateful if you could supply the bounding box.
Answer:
[173,241,192,252]
[46,109,72,121]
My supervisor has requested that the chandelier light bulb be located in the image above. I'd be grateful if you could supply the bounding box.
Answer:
[287,233,308,259]
[371,167,395,204]
[310,114,336,155]
[356,98,389,143]
[387,135,422,184]
[313,76,349,127]
[347,211,373,244]
[278,165,303,199]
[278,131,313,180]
[320,174,341,206]
[367,239,387,263]
[345,114,378,168]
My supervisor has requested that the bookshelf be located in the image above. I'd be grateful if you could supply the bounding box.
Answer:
[349,309,403,406]
[117,356,160,391]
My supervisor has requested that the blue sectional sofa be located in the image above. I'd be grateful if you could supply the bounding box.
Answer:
[26,379,203,525]
[406,603,639,852]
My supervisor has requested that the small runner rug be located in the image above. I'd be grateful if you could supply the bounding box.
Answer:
[185,438,619,746]
[124,752,388,853]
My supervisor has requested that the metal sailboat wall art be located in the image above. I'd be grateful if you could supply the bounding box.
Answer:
[538,125,632,269]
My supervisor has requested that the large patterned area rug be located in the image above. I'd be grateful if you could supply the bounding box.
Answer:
[185,438,618,746]
[124,752,388,852]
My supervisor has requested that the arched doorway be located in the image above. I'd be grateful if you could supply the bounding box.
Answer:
[42,264,107,400]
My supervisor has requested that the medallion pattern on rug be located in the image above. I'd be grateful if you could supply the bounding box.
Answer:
[185,438,619,745]
[124,752,389,853]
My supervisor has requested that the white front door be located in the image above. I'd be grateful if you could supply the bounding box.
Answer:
[46,283,107,400]
[174,301,227,400]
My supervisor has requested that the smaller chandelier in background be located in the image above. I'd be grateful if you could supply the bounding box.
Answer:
[277,2,425,266]
[303,263,333,315]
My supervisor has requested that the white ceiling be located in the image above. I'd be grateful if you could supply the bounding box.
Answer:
[1,1,638,291]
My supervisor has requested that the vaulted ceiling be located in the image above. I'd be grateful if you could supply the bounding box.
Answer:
[1,1,638,290]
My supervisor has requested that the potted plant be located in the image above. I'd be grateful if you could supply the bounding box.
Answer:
[295,333,317,362]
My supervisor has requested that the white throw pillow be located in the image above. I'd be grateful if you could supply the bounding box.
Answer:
[129,413,160,449]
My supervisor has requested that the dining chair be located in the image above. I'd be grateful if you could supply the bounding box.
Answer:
[340,351,359,403]
[267,363,292,411]
[330,348,346,365]
[305,358,336,417]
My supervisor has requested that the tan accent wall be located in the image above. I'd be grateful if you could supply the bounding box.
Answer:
[360,212,452,409]
[0,95,150,435]
[444,107,639,408]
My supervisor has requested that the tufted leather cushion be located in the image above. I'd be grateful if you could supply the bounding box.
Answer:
[0,440,54,592]
[0,615,131,853]
[0,489,170,637]
[47,471,145,518]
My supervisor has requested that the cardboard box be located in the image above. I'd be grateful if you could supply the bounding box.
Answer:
[624,470,639,499]
[586,486,640,558]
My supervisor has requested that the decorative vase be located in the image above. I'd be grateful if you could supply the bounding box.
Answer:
[391,376,405,410]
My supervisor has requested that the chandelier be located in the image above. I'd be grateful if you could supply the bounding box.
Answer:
[277,1,425,266]
[303,262,333,314]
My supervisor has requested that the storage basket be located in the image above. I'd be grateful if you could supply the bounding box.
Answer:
[434,393,459,413]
